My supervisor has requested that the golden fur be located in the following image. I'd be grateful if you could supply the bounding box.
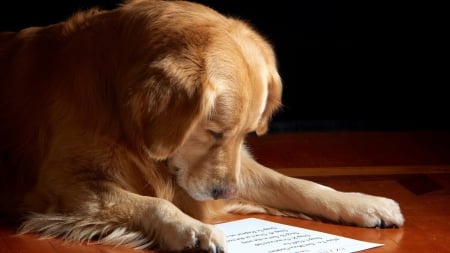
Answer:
[0,0,404,252]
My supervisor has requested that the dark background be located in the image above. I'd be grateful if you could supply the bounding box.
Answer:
[1,1,448,133]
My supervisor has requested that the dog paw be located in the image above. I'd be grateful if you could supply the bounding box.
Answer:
[158,218,226,252]
[338,192,405,228]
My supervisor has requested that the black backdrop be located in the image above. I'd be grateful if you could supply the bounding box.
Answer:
[1,1,448,132]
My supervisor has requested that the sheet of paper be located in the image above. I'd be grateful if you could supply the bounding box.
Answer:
[216,218,382,253]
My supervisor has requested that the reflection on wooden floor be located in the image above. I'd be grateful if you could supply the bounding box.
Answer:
[1,131,450,253]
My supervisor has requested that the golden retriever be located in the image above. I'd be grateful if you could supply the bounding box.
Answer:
[0,0,404,252]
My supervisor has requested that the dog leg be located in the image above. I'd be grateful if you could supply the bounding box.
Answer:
[236,149,404,228]
[20,185,226,252]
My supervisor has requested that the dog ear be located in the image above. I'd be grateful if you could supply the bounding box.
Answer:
[256,70,282,135]
[142,87,204,160]
[123,55,210,160]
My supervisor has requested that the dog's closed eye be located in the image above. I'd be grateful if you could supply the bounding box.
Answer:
[208,130,223,140]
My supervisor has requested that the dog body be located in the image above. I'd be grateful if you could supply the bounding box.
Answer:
[0,1,404,252]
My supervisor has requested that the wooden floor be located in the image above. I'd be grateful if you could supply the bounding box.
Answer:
[1,131,450,252]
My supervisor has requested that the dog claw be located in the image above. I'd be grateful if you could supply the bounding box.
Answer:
[379,220,386,228]
[206,242,224,253]
[212,246,224,253]
[372,220,386,229]
[194,238,200,248]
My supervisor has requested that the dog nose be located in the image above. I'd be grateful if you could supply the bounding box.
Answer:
[211,186,237,200]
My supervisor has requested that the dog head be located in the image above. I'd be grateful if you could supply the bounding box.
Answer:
[120,1,282,200]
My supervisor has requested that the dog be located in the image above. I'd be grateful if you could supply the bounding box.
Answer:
[0,0,404,252]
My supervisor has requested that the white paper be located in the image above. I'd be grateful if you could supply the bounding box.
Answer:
[216,218,382,253]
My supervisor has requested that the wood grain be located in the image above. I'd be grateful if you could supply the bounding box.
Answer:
[1,131,449,252]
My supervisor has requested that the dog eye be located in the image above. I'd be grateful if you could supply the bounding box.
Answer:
[208,130,223,140]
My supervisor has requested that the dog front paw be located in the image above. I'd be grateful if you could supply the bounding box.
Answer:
[337,192,405,228]
[157,217,226,252]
